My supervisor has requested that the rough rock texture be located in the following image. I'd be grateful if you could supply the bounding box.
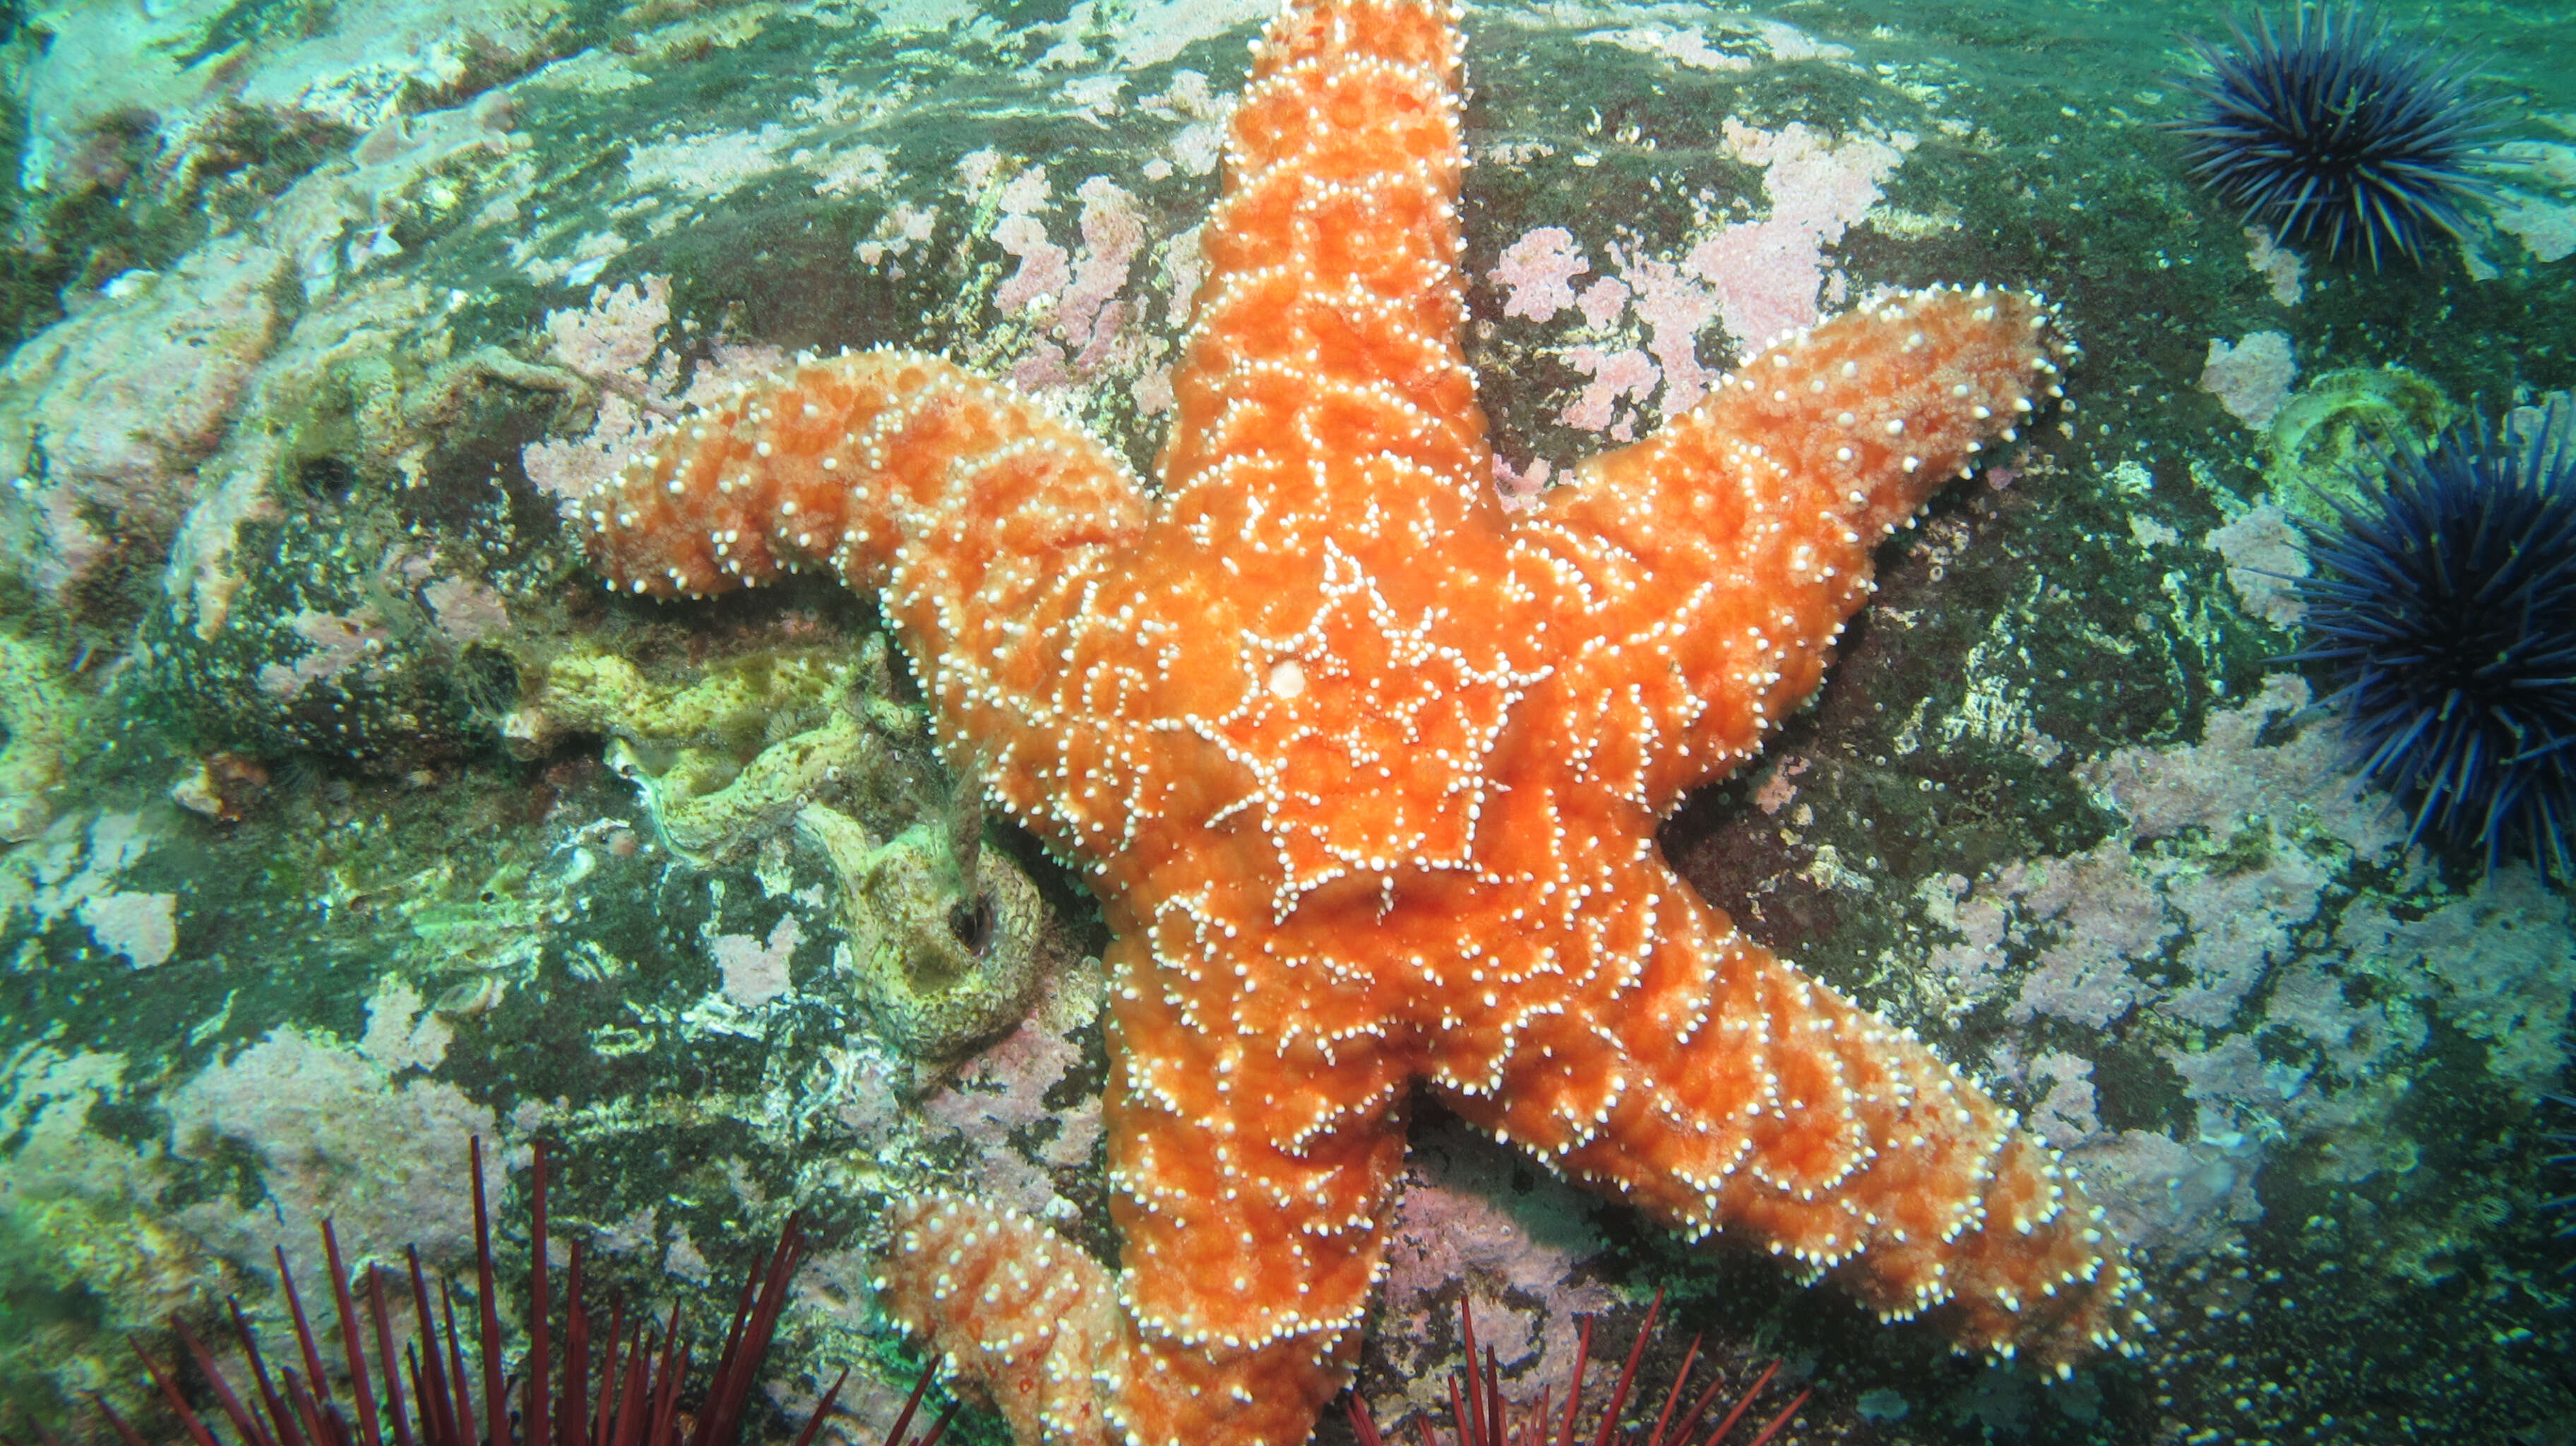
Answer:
[0,0,2572,1443]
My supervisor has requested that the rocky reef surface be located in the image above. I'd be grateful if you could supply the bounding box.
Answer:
[1,0,2572,1442]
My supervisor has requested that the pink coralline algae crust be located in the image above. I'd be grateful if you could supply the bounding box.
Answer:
[991,172,1155,391]
[624,123,804,199]
[1558,345,1662,438]
[6,811,179,970]
[548,275,676,381]
[1609,253,1724,418]
[1920,675,2576,1265]
[0,237,290,601]
[73,891,179,969]
[1976,676,2408,1039]
[857,202,942,272]
[423,575,512,645]
[993,209,1075,316]
[915,967,1107,1225]
[2488,141,2576,264]
[712,914,805,1008]
[1692,120,1912,354]
[256,611,395,700]
[522,277,789,513]
[1373,1125,1618,1421]
[2199,331,2297,429]
[1489,227,1590,321]
[1994,839,2179,1029]
[162,1026,518,1290]
[1486,119,1912,451]
[2205,502,2309,629]
[2244,228,2307,306]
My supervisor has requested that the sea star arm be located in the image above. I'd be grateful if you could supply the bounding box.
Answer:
[1514,288,2073,813]
[1154,0,1501,558]
[580,351,1159,855]
[880,933,1414,1446]
[1426,833,2135,1367]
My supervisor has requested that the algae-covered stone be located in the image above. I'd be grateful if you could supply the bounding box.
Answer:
[128,510,515,771]
[0,1048,231,1428]
[797,804,1063,1061]
[115,321,566,777]
[523,647,859,752]
[0,629,86,841]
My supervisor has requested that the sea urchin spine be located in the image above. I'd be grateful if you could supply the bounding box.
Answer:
[2286,395,2576,876]
[11,1140,955,1446]
[1345,1294,1806,1446]
[2173,2,2497,269]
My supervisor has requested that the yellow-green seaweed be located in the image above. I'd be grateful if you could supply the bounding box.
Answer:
[797,804,1066,1061]
[2264,366,2453,524]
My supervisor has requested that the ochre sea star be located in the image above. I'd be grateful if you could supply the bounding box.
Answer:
[577,0,2137,1441]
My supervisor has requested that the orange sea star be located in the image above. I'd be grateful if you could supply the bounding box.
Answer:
[578,0,2137,1442]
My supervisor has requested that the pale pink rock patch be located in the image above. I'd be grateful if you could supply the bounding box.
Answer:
[1489,227,1590,321]
[77,890,177,969]
[0,234,290,599]
[424,576,509,644]
[257,611,391,698]
[712,915,804,1008]
[2200,331,2296,429]
[994,212,1073,316]
[1688,119,1914,357]
[1557,345,1659,437]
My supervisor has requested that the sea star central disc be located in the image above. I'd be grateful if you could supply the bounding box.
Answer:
[578,1,2135,1441]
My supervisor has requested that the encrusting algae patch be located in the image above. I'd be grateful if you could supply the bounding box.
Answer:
[579,0,2130,1441]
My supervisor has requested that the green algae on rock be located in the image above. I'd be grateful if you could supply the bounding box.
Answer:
[0,0,2570,1438]
[0,628,86,842]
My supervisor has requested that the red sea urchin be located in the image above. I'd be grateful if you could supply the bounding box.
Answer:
[1345,1296,1806,1446]
[8,1140,955,1446]
[2285,398,2576,876]
[2171,2,2498,269]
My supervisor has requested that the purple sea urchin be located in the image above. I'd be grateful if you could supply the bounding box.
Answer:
[1345,1294,1806,1446]
[7,1140,954,1446]
[2172,2,2498,269]
[2285,398,2576,876]
[2542,1095,2576,1274]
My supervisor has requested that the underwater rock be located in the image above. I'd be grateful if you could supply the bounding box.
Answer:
[0,0,2570,1438]
[108,285,573,775]
[0,1047,219,1428]
[0,630,87,842]
[128,506,518,772]
[797,804,1065,1063]
[0,237,290,612]
[17,0,561,201]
